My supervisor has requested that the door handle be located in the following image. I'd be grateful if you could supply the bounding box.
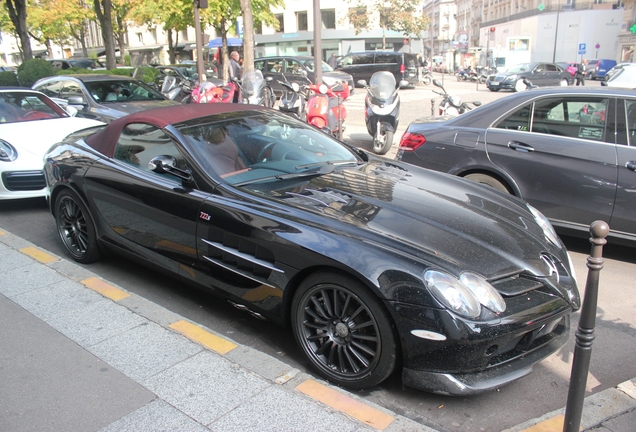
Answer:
[508,142,535,152]
[626,161,636,172]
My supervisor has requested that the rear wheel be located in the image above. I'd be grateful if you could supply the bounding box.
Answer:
[55,189,101,263]
[291,271,397,389]
[421,75,432,85]
[464,173,510,194]
[559,79,568,87]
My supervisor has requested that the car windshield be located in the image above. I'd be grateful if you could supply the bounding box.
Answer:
[68,59,103,69]
[0,91,66,123]
[83,79,166,103]
[162,66,198,79]
[302,59,334,73]
[507,63,532,73]
[179,111,360,186]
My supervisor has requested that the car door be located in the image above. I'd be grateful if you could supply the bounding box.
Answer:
[283,58,312,88]
[260,58,285,96]
[83,122,208,272]
[486,95,618,228]
[531,63,547,86]
[544,63,562,86]
[612,98,636,236]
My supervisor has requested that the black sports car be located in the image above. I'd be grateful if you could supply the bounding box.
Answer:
[43,104,580,395]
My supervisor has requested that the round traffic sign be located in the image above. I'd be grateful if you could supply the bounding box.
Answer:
[595,43,601,49]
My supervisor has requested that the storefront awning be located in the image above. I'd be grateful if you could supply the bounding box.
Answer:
[208,37,242,48]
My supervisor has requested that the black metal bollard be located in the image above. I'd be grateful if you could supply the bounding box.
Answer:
[563,220,610,432]
[431,98,435,116]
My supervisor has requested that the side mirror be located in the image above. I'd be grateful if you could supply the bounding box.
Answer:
[357,79,367,87]
[67,95,86,106]
[398,80,410,89]
[432,79,442,88]
[148,155,193,182]
[64,105,78,117]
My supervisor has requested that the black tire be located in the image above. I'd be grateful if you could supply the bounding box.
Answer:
[464,173,510,194]
[422,75,431,85]
[373,129,393,155]
[55,189,101,263]
[489,88,499,92]
[291,271,397,389]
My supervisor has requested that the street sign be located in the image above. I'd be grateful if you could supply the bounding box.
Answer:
[595,43,601,50]
[578,43,586,55]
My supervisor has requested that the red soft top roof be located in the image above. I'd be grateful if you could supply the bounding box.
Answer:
[85,103,267,157]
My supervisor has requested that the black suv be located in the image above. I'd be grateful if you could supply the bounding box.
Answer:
[335,51,419,88]
[254,56,354,97]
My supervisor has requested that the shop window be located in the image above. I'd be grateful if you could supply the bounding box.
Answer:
[297,11,308,31]
[321,10,335,29]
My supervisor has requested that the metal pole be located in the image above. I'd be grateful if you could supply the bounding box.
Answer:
[552,0,561,63]
[563,220,610,432]
[313,0,322,85]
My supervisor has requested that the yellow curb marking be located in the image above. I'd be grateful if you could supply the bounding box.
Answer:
[521,415,573,432]
[169,320,237,354]
[81,277,131,301]
[296,379,394,430]
[20,246,58,264]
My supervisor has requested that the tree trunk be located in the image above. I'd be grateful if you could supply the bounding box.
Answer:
[6,0,33,61]
[167,30,177,65]
[239,0,253,73]
[93,0,117,69]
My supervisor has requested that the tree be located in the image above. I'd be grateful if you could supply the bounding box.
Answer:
[5,0,32,60]
[29,0,76,59]
[345,0,429,50]
[93,0,117,68]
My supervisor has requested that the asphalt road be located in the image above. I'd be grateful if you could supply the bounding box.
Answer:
[2,76,633,432]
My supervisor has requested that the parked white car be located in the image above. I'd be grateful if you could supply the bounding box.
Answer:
[601,63,636,88]
[0,88,103,200]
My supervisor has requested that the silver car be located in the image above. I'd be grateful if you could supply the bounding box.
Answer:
[396,87,636,245]
[33,75,179,123]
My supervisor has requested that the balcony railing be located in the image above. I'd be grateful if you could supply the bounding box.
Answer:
[481,2,622,28]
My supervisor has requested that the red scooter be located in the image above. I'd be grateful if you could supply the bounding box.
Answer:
[190,78,236,104]
[305,81,347,140]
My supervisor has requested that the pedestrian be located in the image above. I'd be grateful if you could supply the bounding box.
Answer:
[575,61,586,86]
[327,53,338,69]
[229,51,242,80]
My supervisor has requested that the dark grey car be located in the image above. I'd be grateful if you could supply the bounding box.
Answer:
[486,62,571,92]
[254,56,354,97]
[396,87,636,245]
[33,75,179,123]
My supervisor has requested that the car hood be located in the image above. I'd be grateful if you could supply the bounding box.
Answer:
[324,71,354,81]
[100,100,180,116]
[1,117,103,158]
[251,160,566,281]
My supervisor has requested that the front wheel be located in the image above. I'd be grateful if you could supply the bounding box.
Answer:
[372,127,393,155]
[464,173,510,194]
[291,271,397,389]
[55,189,101,263]
[514,79,527,92]
[421,75,432,85]
[489,88,500,92]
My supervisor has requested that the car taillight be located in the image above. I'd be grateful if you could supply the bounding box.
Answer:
[399,132,426,151]
[400,64,406,74]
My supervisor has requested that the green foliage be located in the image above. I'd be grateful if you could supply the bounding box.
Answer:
[125,54,131,66]
[133,66,161,84]
[17,59,56,87]
[0,71,19,86]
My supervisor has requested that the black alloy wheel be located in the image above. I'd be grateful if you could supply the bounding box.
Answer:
[292,271,397,389]
[55,190,101,263]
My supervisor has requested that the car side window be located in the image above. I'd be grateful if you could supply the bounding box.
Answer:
[531,97,608,140]
[545,64,557,72]
[626,100,636,146]
[59,81,83,100]
[254,61,265,72]
[285,59,303,75]
[534,64,545,72]
[353,53,374,65]
[114,123,186,179]
[339,55,353,66]
[36,81,64,98]
[268,59,283,73]
[375,53,396,64]
[495,104,531,131]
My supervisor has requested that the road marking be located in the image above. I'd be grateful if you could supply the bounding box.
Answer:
[520,414,565,432]
[296,379,394,430]
[81,277,131,301]
[169,319,237,354]
[20,246,58,264]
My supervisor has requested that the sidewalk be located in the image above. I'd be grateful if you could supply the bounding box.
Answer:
[1,227,635,432]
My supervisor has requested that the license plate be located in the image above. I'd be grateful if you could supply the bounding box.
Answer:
[490,81,499,86]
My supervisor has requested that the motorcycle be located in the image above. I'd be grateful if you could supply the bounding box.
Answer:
[159,75,193,103]
[278,79,308,119]
[305,81,347,140]
[358,71,405,155]
[432,79,482,116]
[190,78,236,104]
[234,69,275,107]
[456,68,469,81]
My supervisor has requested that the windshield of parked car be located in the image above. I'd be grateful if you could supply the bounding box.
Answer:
[179,111,360,186]
[507,63,532,73]
[83,79,166,103]
[68,59,103,69]
[0,91,66,123]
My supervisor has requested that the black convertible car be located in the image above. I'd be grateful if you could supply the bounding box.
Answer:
[43,104,580,395]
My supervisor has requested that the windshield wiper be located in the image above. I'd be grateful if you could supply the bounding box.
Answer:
[294,159,362,170]
[233,163,336,187]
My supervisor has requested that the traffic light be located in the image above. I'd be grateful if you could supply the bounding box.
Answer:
[197,0,208,8]
[490,27,496,33]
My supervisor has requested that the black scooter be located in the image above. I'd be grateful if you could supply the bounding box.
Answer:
[358,71,407,155]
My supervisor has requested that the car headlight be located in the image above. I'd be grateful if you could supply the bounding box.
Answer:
[0,139,17,162]
[527,204,561,246]
[503,74,518,81]
[424,270,506,319]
